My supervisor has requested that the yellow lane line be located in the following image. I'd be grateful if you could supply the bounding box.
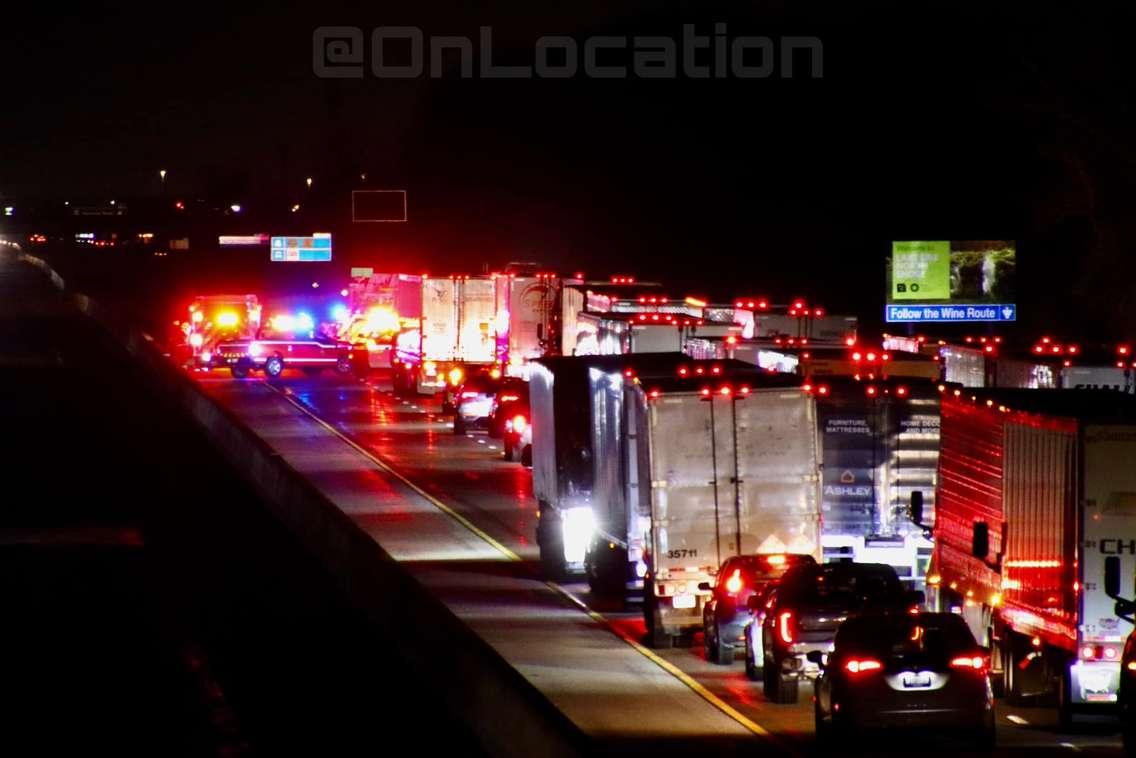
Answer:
[261,379,794,754]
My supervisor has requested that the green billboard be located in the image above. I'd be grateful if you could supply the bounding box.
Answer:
[890,241,950,300]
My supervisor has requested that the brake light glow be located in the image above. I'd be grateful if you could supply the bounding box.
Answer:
[844,659,882,675]
[765,554,786,566]
[1127,661,1136,672]
[188,333,204,348]
[725,569,743,594]
[511,415,527,434]
[949,655,989,672]
[461,391,479,399]
[778,611,795,644]
[499,394,520,402]
[448,367,464,386]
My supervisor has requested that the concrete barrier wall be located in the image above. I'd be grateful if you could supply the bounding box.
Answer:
[17,251,588,758]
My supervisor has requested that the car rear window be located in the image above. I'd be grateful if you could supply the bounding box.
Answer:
[835,614,977,658]
[778,564,902,607]
[462,375,499,392]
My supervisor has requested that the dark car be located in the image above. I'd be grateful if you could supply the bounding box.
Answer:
[452,370,503,434]
[702,553,816,665]
[813,612,995,748]
[760,561,919,703]
[1123,630,1134,755]
[488,378,528,438]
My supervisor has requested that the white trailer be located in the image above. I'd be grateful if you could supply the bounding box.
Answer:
[639,382,823,646]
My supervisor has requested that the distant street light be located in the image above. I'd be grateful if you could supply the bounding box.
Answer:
[159,169,167,182]
[291,203,301,213]
[230,204,242,213]
[360,173,367,182]
[305,177,313,189]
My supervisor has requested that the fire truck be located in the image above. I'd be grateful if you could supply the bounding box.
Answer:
[182,294,261,369]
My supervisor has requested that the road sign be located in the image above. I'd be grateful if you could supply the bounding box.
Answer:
[885,304,1016,323]
[270,233,332,262]
[350,267,374,278]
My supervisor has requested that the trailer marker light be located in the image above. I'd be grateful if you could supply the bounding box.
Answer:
[720,386,732,396]
[648,389,660,399]
[739,386,750,395]
[678,367,689,376]
[817,385,829,396]
[895,385,908,397]
[700,387,711,397]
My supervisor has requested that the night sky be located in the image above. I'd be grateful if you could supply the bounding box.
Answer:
[2,2,1135,335]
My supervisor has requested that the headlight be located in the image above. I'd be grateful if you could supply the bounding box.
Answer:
[561,507,595,565]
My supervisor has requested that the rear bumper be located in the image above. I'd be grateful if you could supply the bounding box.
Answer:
[839,705,992,731]
[1070,660,1122,706]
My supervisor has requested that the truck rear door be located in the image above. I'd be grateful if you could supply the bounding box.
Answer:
[457,278,497,363]
[421,278,457,361]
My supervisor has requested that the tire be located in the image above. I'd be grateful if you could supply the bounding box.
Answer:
[537,502,566,579]
[520,445,532,468]
[814,700,833,747]
[231,361,250,379]
[744,635,761,681]
[764,661,798,704]
[1001,632,1024,704]
[1056,664,1075,731]
[705,622,732,665]
[502,441,515,461]
[644,595,673,649]
[453,414,466,435]
[264,355,284,378]
[335,356,352,374]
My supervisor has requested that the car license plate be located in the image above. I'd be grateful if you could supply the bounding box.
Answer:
[902,672,932,688]
[672,593,696,609]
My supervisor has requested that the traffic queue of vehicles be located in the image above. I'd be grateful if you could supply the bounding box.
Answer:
[178,271,1136,744]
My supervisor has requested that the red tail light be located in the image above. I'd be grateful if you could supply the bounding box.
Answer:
[511,415,528,434]
[725,569,743,595]
[499,393,520,402]
[949,654,989,673]
[778,611,796,644]
[844,658,883,675]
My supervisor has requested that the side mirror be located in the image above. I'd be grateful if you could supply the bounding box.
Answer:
[907,590,926,608]
[806,650,826,668]
[1104,556,1122,599]
[972,521,990,560]
[747,595,763,611]
[698,582,712,592]
[1115,599,1136,618]
[909,491,924,526]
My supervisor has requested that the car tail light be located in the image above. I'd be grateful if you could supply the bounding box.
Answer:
[765,554,786,567]
[461,391,479,399]
[1081,645,1121,661]
[778,611,795,645]
[949,654,989,673]
[499,393,520,402]
[725,569,743,595]
[511,415,528,434]
[844,658,883,675]
[1127,661,1136,672]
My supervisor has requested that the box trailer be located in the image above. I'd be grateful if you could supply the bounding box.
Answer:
[817,380,940,592]
[931,389,1136,725]
[637,378,822,647]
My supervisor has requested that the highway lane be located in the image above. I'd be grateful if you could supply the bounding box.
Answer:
[196,372,772,756]
[197,368,1126,756]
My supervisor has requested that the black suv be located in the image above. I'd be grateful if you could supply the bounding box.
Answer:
[702,553,816,665]
[760,561,920,703]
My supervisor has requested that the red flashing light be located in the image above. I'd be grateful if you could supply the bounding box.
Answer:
[639,314,648,321]
[802,352,811,359]
[746,300,755,308]
[965,336,974,344]
[651,314,660,321]
[736,301,744,308]
[844,658,883,675]
[1119,362,1126,369]
[979,337,987,344]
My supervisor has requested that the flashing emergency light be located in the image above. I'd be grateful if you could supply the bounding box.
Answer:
[216,311,239,329]
[330,304,349,322]
[188,333,204,348]
[364,306,400,335]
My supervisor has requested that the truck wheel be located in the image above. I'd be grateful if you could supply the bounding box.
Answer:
[1056,664,1075,731]
[537,502,566,579]
[644,594,673,649]
[520,445,532,468]
[264,355,284,378]
[335,356,352,374]
[453,414,466,435]
[231,361,250,379]
[502,441,515,461]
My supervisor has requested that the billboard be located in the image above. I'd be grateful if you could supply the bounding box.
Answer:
[886,240,1016,323]
[270,233,332,262]
[352,190,407,222]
